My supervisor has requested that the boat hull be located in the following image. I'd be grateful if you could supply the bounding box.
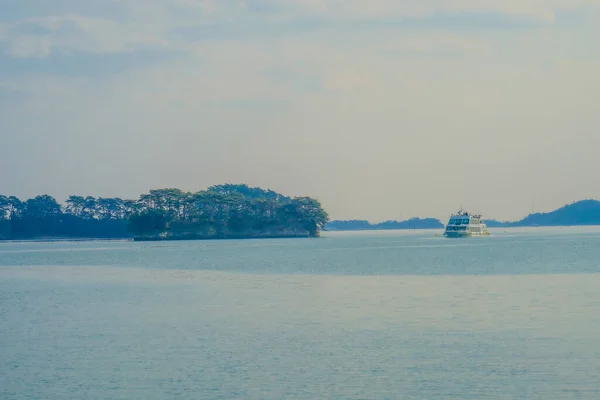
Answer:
[444,231,489,238]
[444,231,471,238]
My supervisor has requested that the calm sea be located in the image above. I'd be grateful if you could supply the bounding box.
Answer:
[2,227,600,399]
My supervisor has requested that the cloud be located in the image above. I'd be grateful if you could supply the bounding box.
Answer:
[2,0,598,59]
[234,0,600,22]
[1,14,171,58]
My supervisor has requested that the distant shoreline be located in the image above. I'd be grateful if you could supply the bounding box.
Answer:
[324,227,439,232]
[0,234,316,244]
[325,217,444,231]
[0,237,132,244]
[5,224,600,244]
[133,233,319,242]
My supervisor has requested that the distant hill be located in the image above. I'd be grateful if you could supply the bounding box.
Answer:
[328,200,600,232]
[325,217,444,231]
[483,219,511,228]
[485,200,600,227]
[325,220,372,231]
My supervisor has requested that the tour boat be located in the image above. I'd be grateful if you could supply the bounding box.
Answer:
[444,209,490,238]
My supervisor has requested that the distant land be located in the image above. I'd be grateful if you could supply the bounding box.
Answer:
[325,218,444,231]
[0,184,329,241]
[326,200,600,231]
[484,199,600,228]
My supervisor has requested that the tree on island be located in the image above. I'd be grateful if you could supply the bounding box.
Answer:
[0,184,329,241]
[127,185,329,240]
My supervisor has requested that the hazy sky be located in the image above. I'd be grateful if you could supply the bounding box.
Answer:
[1,0,600,222]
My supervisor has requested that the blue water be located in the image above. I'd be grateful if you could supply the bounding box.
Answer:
[2,227,600,399]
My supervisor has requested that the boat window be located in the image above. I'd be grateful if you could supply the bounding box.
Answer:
[462,219,469,224]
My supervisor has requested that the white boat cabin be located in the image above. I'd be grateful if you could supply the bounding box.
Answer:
[444,210,489,237]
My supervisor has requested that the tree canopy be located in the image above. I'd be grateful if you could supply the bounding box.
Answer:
[127,186,328,240]
[0,184,329,240]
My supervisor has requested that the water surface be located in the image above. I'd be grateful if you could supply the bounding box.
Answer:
[2,227,600,399]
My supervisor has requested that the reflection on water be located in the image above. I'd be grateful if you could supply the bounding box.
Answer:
[2,263,600,399]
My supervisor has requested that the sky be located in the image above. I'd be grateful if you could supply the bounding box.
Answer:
[1,0,600,222]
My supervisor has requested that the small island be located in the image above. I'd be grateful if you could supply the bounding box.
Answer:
[0,184,329,241]
[325,218,444,231]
